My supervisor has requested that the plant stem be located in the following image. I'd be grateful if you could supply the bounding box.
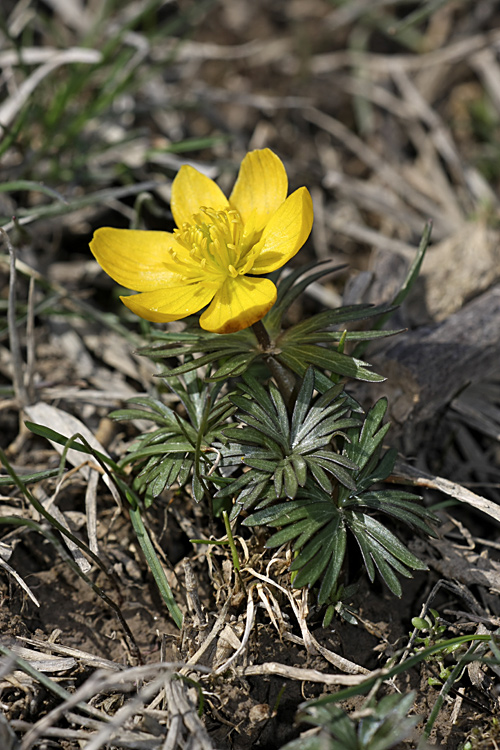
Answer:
[252,320,297,408]
[251,319,271,349]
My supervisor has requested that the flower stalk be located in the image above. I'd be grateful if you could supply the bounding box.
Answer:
[252,319,297,408]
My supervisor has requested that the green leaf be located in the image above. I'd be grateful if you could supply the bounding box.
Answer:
[155,351,228,376]
[120,442,195,465]
[350,522,376,582]
[317,525,347,605]
[192,471,205,504]
[307,460,334,493]
[368,546,404,596]
[127,496,183,628]
[281,303,396,341]
[277,347,384,384]
[229,411,287,447]
[223,426,279,450]
[291,454,308,486]
[307,455,357,491]
[356,446,397,490]
[136,455,189,497]
[294,396,348,443]
[0,468,62,486]
[274,465,285,498]
[291,520,342,589]
[286,329,402,344]
[282,692,418,750]
[290,366,316,437]
[229,477,271,519]
[269,382,290,437]
[110,407,163,425]
[244,498,308,528]
[283,461,299,499]
[114,375,232,501]
[208,352,259,380]
[362,515,428,570]
[342,398,391,476]
[346,491,437,536]
[25,421,121,472]
[243,457,280,472]
[353,221,432,359]
[265,260,345,330]
[246,498,348,598]
[345,511,427,595]
[265,516,323,548]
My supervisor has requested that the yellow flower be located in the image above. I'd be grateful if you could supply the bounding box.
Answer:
[90,149,313,334]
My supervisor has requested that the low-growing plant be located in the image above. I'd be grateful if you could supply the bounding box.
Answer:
[79,148,436,622]
[280,691,419,750]
[411,608,465,686]
[21,149,435,627]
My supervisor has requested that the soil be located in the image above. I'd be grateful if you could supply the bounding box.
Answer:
[2,470,499,748]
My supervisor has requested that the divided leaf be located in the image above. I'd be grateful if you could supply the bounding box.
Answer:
[219,368,362,518]
[244,393,437,601]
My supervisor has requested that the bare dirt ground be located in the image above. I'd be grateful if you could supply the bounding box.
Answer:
[1,1,500,748]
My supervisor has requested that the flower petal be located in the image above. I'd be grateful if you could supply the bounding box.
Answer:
[121,281,219,323]
[249,187,314,274]
[90,227,185,291]
[229,149,288,234]
[200,276,277,334]
[171,165,228,228]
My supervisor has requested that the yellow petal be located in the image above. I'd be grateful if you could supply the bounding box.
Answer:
[121,281,219,323]
[171,165,228,228]
[90,227,185,291]
[200,276,277,334]
[229,149,288,234]
[249,187,314,274]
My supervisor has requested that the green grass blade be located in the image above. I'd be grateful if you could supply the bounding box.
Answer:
[123,487,183,628]
[353,221,432,358]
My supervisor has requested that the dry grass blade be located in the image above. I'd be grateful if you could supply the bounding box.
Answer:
[305,107,456,235]
[163,679,215,750]
[238,662,369,686]
[1,637,76,673]
[179,596,233,676]
[394,463,500,525]
[0,556,39,606]
[15,637,123,671]
[245,567,369,675]
[15,663,208,750]
[24,402,121,503]
[214,588,255,675]
[0,49,102,128]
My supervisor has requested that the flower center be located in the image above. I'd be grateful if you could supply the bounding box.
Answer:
[173,207,253,280]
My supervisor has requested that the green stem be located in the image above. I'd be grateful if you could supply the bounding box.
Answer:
[252,320,297,408]
[222,510,240,572]
[223,510,246,595]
